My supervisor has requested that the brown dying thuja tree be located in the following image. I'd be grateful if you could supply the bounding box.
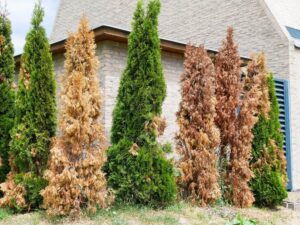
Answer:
[215,28,263,207]
[176,44,221,205]
[249,54,270,118]
[215,27,241,198]
[215,28,241,163]
[226,54,264,207]
[41,17,112,216]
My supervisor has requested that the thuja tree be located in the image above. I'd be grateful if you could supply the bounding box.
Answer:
[106,0,176,207]
[250,55,287,208]
[215,27,241,200]
[176,44,221,206]
[226,54,264,207]
[0,4,56,210]
[215,28,263,207]
[0,11,15,182]
[41,17,112,217]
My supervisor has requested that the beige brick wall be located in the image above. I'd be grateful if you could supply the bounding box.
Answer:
[53,40,184,146]
[289,46,300,190]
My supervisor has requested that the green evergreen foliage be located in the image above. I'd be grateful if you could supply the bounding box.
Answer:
[14,173,47,210]
[2,3,56,210]
[106,0,176,207]
[251,167,287,208]
[11,2,56,175]
[110,0,165,144]
[250,74,288,208]
[107,139,176,207]
[0,11,15,182]
[252,76,284,161]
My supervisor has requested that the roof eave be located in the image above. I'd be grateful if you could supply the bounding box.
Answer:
[15,24,250,67]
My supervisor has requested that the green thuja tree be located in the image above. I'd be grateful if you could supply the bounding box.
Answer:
[0,11,15,182]
[106,0,176,207]
[0,3,56,211]
[250,73,288,208]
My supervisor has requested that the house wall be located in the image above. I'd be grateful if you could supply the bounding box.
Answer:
[53,40,184,146]
[263,0,300,191]
[289,46,300,190]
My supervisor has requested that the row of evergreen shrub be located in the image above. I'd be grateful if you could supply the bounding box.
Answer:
[0,0,287,216]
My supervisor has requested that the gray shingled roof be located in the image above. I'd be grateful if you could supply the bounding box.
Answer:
[51,0,286,58]
[51,0,136,43]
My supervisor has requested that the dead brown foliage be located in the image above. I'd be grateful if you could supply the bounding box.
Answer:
[226,53,266,207]
[215,27,241,150]
[176,44,221,206]
[215,29,267,207]
[247,53,270,118]
[144,116,167,137]
[0,172,26,208]
[214,27,242,205]
[41,17,112,216]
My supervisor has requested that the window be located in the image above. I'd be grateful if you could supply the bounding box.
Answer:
[274,78,293,190]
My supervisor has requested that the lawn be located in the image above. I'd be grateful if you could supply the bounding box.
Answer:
[0,202,295,225]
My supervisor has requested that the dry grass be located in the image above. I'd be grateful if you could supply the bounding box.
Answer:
[0,202,296,225]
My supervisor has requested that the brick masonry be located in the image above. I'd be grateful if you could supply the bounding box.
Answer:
[289,48,300,190]
[53,40,184,146]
